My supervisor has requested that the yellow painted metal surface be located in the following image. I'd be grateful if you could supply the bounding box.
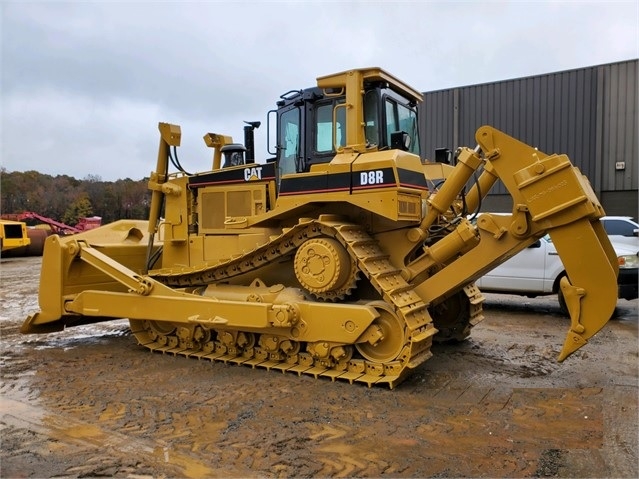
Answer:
[1,219,30,252]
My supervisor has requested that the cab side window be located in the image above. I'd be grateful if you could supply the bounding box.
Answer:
[315,102,345,153]
[279,107,300,176]
[364,91,379,146]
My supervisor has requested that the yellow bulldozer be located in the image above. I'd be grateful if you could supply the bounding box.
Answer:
[22,68,618,388]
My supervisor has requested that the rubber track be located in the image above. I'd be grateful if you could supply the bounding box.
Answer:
[135,219,437,387]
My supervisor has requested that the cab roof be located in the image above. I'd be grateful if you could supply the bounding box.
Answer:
[316,67,423,104]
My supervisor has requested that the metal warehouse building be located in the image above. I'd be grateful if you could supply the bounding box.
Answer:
[419,59,638,217]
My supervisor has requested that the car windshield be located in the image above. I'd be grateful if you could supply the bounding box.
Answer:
[604,218,639,237]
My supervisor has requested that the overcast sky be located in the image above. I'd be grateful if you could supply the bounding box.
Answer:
[2,1,638,182]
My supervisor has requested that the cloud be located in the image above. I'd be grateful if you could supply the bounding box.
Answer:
[3,87,162,179]
[1,1,637,180]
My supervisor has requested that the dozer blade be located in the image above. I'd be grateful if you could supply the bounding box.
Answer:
[22,226,383,345]
[21,220,152,334]
[549,219,618,361]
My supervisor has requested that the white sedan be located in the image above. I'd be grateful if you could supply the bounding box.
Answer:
[475,220,638,314]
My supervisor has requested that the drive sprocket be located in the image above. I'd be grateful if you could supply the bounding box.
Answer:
[293,237,358,301]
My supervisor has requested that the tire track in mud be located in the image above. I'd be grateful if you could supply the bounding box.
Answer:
[0,336,621,479]
[0,395,229,478]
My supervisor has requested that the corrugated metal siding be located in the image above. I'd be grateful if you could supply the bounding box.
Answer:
[420,89,456,161]
[420,59,638,205]
[600,60,638,192]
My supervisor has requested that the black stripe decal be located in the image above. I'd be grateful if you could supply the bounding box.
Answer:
[280,167,429,195]
[351,167,396,189]
[279,172,351,195]
[397,168,429,190]
[189,163,276,188]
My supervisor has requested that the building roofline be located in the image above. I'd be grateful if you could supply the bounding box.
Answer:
[423,58,639,94]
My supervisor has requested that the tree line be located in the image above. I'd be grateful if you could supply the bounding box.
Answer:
[0,168,151,226]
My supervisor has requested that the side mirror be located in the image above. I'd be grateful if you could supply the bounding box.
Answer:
[435,148,451,164]
[390,131,410,151]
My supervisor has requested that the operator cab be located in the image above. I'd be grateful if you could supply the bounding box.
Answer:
[269,80,421,178]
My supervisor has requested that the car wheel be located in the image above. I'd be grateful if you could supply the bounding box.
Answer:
[557,287,569,316]
[558,282,619,319]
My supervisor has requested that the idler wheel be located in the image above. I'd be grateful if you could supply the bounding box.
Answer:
[355,302,406,363]
[147,320,176,337]
[129,319,177,345]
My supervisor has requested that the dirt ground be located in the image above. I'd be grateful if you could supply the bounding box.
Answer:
[1,255,637,478]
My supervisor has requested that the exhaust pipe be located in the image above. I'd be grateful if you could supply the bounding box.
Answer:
[243,121,261,164]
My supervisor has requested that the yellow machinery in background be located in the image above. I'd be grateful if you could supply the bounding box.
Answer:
[22,68,618,387]
[1,219,30,254]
